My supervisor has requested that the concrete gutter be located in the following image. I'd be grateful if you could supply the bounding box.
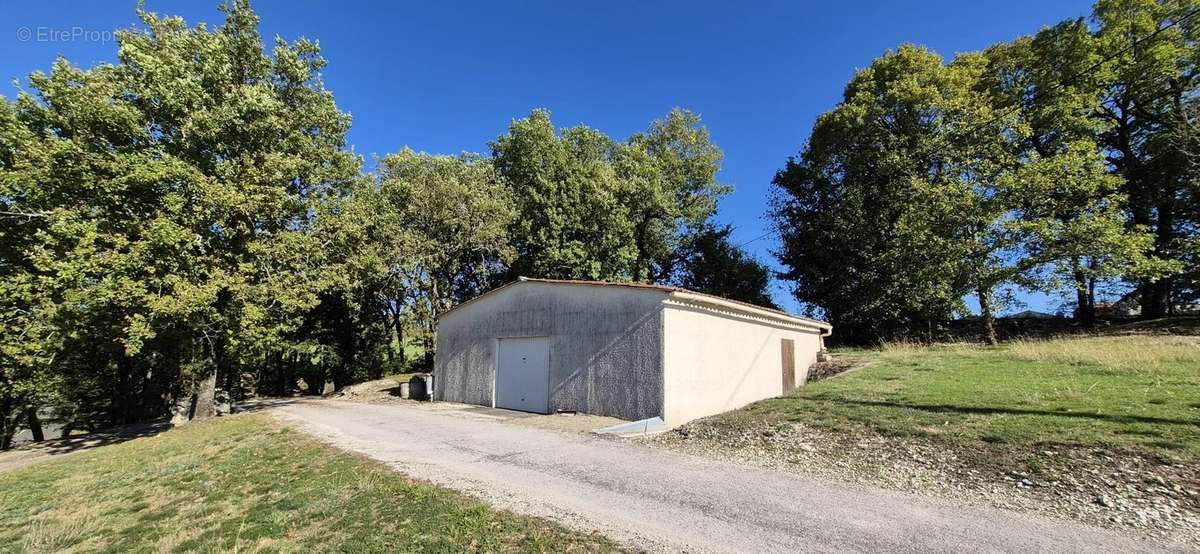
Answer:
[593,417,666,437]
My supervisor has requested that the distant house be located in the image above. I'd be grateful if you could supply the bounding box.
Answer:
[1099,293,1200,317]
[433,278,832,428]
[1005,310,1057,319]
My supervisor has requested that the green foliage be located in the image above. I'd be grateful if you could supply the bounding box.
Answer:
[622,109,730,281]
[771,45,970,342]
[374,149,517,366]
[0,0,360,441]
[772,3,1198,342]
[491,108,729,284]
[491,110,637,280]
[673,225,777,308]
[1089,0,1200,316]
[378,149,516,313]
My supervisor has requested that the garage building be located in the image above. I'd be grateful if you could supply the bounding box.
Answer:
[433,277,832,428]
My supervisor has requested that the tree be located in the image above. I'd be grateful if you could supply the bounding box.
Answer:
[772,17,1187,343]
[1002,143,1166,324]
[491,110,637,281]
[111,0,360,413]
[377,149,515,365]
[770,45,970,343]
[0,0,360,438]
[1091,0,1200,316]
[0,55,209,433]
[981,18,1175,327]
[491,109,729,285]
[619,109,729,282]
[672,225,776,308]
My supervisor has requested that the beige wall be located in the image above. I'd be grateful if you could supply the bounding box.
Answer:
[661,302,823,427]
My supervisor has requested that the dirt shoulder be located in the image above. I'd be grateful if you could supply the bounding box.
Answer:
[333,376,626,434]
[643,417,1200,545]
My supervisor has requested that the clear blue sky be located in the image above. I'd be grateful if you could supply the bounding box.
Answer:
[3,0,1096,315]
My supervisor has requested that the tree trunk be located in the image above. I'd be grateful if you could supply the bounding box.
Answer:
[1087,275,1097,319]
[1072,261,1095,327]
[632,214,654,282]
[424,284,437,370]
[0,398,19,450]
[194,290,233,420]
[384,311,395,363]
[1113,110,1171,320]
[1143,200,1175,318]
[344,305,363,384]
[977,286,997,346]
[190,370,218,420]
[115,355,139,425]
[25,407,44,442]
[393,307,405,367]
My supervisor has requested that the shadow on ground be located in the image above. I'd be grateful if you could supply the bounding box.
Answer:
[233,397,302,414]
[38,419,173,456]
[821,397,1199,426]
[0,418,174,473]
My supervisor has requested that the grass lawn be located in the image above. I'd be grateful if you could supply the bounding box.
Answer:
[731,335,1200,460]
[0,414,619,553]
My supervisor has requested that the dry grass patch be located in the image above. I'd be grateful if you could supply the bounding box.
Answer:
[1010,335,1200,372]
[877,339,982,364]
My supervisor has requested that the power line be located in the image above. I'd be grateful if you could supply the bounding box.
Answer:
[736,230,776,248]
[961,4,1200,140]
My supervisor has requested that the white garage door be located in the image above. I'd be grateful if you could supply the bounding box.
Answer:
[495,336,550,414]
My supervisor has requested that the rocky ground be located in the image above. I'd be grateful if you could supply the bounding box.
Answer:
[334,374,428,404]
[805,358,862,381]
[645,417,1200,545]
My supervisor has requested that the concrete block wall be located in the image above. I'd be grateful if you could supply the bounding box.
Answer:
[435,282,666,421]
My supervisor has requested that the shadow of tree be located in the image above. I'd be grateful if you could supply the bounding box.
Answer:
[2,398,310,469]
[822,398,1199,427]
[31,418,174,457]
[232,397,301,414]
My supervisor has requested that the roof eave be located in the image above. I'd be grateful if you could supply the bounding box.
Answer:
[667,290,833,334]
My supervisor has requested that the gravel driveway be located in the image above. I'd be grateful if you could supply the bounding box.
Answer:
[271,399,1188,553]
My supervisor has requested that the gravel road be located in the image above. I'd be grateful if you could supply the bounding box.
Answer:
[271,399,1190,553]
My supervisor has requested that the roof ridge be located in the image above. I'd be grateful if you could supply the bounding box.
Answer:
[515,277,829,327]
[439,277,832,331]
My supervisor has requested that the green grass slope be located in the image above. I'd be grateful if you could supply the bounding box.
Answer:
[745,335,1200,458]
[0,414,619,554]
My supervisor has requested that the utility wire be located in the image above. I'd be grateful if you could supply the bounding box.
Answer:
[736,230,776,248]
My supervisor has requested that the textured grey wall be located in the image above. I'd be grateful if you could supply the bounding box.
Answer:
[435,282,666,421]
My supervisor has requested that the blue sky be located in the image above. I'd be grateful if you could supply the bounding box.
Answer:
[3,0,1096,314]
